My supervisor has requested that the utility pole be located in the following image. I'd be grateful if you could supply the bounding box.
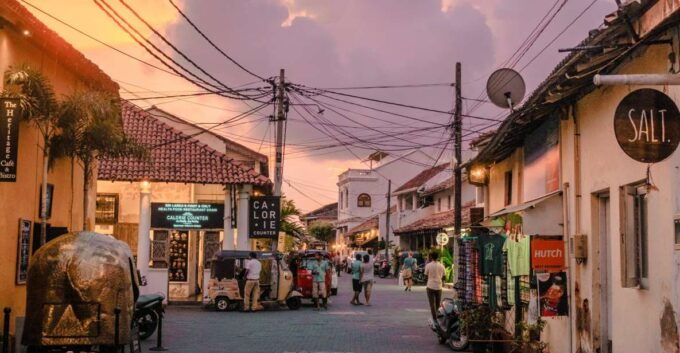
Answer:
[272,69,286,252]
[385,180,391,269]
[453,63,462,240]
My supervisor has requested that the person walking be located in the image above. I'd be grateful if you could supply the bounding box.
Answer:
[310,252,330,310]
[243,252,263,312]
[360,254,374,306]
[350,253,363,305]
[424,251,445,320]
[334,252,342,277]
[402,251,416,292]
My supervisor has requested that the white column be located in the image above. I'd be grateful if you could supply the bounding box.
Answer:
[137,181,151,291]
[236,184,252,250]
[223,185,235,250]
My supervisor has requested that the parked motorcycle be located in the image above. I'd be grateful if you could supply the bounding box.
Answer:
[374,259,391,278]
[412,264,427,285]
[429,298,468,351]
[134,293,164,340]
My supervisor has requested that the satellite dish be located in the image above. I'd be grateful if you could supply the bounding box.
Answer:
[486,68,526,110]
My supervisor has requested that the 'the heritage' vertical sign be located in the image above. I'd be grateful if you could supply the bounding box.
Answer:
[1,98,21,182]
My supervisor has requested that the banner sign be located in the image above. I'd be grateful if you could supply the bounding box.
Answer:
[537,271,568,317]
[16,219,31,284]
[1,98,21,182]
[614,89,680,163]
[531,239,565,271]
[249,196,281,238]
[151,203,224,229]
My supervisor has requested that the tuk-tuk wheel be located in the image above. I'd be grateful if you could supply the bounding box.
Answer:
[286,296,302,310]
[215,297,230,311]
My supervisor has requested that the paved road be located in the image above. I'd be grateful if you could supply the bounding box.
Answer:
[141,275,456,353]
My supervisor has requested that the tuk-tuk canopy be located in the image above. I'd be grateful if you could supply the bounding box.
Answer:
[213,250,282,261]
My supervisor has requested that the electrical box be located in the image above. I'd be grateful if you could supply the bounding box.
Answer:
[572,234,588,260]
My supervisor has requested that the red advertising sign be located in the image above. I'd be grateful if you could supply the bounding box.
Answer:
[531,239,565,271]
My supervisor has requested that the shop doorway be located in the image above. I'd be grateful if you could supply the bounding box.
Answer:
[596,194,612,353]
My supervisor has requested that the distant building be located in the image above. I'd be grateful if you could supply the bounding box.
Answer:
[335,150,436,248]
[300,202,338,228]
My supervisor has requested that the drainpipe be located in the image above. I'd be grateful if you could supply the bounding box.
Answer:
[572,103,584,352]
[594,74,680,86]
[563,182,575,353]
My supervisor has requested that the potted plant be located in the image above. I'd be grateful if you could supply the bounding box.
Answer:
[513,320,548,353]
[459,304,498,353]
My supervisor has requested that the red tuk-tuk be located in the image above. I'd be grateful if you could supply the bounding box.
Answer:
[293,250,336,300]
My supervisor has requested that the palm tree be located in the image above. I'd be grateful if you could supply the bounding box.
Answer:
[2,66,59,245]
[308,222,334,243]
[280,197,305,240]
[51,91,146,230]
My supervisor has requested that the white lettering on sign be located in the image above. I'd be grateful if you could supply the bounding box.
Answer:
[627,109,669,143]
[534,249,562,258]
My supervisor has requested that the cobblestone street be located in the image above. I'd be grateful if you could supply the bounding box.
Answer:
[141,276,456,353]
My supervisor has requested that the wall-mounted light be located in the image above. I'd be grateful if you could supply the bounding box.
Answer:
[140,180,151,193]
[467,164,488,186]
[22,29,30,37]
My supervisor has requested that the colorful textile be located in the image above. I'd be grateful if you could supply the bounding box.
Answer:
[504,236,531,276]
[477,233,505,275]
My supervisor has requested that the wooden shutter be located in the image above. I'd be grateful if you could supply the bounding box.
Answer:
[619,186,639,288]
[113,223,138,256]
[203,231,220,268]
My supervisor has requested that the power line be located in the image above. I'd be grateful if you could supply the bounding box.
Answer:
[310,83,454,90]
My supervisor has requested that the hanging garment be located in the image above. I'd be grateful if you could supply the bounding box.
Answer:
[520,276,531,304]
[500,250,509,309]
[504,236,531,277]
[476,232,505,276]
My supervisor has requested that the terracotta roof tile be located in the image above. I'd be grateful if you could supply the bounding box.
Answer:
[347,216,379,235]
[393,163,449,193]
[394,201,475,234]
[98,101,271,186]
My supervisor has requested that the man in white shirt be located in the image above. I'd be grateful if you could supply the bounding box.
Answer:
[243,252,263,312]
[424,251,445,320]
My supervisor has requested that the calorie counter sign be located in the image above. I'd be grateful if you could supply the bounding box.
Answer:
[531,239,565,271]
[249,196,281,239]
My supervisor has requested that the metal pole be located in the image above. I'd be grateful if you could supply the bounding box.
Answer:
[453,63,462,240]
[2,307,10,353]
[149,310,167,351]
[272,69,286,252]
[114,307,120,346]
[385,180,391,272]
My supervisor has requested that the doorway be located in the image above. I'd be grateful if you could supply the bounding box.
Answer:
[596,194,612,353]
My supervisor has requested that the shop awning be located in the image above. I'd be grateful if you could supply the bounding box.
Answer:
[486,190,562,219]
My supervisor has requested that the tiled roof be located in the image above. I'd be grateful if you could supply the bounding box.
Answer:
[394,202,475,234]
[98,101,271,185]
[347,216,379,235]
[1,0,118,93]
[302,203,338,220]
[394,163,448,193]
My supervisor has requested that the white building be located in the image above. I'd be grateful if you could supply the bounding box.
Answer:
[335,150,436,248]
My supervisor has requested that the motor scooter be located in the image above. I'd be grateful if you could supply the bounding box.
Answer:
[429,298,468,351]
[374,259,391,278]
[412,264,427,285]
[134,293,165,340]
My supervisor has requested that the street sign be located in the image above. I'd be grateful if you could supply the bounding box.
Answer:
[150,203,224,229]
[531,239,565,271]
[249,196,281,238]
[1,98,21,182]
[436,232,449,246]
[614,88,680,163]
[16,219,31,284]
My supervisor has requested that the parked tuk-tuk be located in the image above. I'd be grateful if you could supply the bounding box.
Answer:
[206,251,303,311]
[22,232,139,353]
[294,250,338,300]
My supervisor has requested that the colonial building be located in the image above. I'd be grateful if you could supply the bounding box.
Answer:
[468,1,680,352]
[300,202,338,229]
[335,150,436,247]
[0,0,118,346]
[96,101,270,303]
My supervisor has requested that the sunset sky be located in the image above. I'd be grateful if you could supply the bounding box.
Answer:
[26,0,615,212]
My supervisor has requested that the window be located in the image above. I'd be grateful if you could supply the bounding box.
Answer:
[339,190,343,209]
[437,198,442,212]
[504,171,513,206]
[404,194,414,210]
[357,193,371,207]
[96,194,118,224]
[674,217,680,249]
[345,189,349,208]
[620,183,648,288]
[447,195,451,210]
[151,230,169,269]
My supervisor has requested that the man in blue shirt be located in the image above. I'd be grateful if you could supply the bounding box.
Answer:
[310,252,330,310]
[350,253,363,305]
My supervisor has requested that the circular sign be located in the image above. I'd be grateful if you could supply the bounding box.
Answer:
[436,233,449,246]
[614,89,680,163]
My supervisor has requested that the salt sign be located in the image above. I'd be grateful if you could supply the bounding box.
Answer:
[249,196,281,238]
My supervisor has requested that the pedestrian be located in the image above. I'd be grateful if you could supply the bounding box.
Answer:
[424,251,445,320]
[360,254,374,306]
[310,252,330,310]
[243,252,263,312]
[402,251,416,292]
[350,253,363,305]
[334,252,342,277]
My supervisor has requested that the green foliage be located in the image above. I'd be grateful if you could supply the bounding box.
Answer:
[440,247,454,282]
[514,320,548,353]
[308,221,334,242]
[459,305,503,340]
[2,65,58,127]
[280,197,305,240]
